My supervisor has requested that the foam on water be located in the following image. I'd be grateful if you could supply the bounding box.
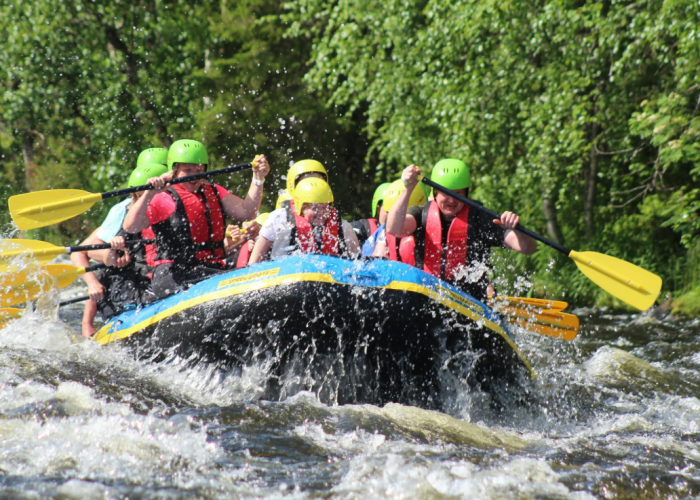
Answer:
[2,278,700,498]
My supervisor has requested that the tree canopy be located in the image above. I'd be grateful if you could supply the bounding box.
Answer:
[2,0,699,308]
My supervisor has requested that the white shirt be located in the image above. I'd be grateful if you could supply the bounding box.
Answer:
[259,207,356,245]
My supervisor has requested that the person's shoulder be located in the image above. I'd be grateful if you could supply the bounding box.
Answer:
[116,197,133,209]
[212,183,230,197]
[264,208,290,228]
[150,190,173,204]
[407,204,423,217]
[101,197,130,223]
[269,207,287,217]
[108,197,132,213]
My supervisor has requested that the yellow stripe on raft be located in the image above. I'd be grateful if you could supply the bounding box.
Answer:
[93,272,335,344]
[92,272,534,377]
[384,281,533,377]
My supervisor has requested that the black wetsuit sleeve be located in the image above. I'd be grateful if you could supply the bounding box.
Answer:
[407,205,423,231]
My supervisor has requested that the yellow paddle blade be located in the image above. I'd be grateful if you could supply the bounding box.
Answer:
[0,264,86,307]
[9,189,103,230]
[500,305,579,341]
[496,296,568,312]
[507,317,579,341]
[0,307,24,325]
[0,239,65,264]
[569,250,662,311]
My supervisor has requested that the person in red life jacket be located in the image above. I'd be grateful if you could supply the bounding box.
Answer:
[248,178,360,264]
[386,159,537,302]
[71,154,171,337]
[352,182,392,251]
[246,160,329,262]
[123,139,270,299]
[372,178,427,260]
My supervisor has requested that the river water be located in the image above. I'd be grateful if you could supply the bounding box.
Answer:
[1,283,699,499]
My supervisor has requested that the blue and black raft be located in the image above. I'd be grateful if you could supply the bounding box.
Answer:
[93,255,534,409]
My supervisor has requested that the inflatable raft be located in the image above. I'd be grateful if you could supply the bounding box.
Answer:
[93,256,533,409]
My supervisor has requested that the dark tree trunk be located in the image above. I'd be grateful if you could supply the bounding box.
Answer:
[542,186,565,245]
[22,132,36,192]
[83,1,172,148]
[584,120,598,240]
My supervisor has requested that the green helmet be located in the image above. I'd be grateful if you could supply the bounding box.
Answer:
[167,140,208,170]
[128,163,170,188]
[430,159,470,191]
[371,182,391,218]
[136,148,168,168]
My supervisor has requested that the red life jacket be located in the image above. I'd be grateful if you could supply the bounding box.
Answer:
[404,200,469,280]
[151,184,227,268]
[386,233,416,264]
[368,218,378,235]
[142,227,157,269]
[236,241,252,268]
[294,209,341,255]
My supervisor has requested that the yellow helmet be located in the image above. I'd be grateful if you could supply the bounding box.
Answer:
[382,178,427,212]
[293,177,334,215]
[286,159,328,195]
[276,189,292,209]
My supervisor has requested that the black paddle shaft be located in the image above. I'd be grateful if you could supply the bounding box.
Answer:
[66,239,154,254]
[100,163,254,200]
[421,178,571,255]
[59,295,90,306]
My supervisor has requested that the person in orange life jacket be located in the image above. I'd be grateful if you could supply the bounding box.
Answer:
[372,178,427,260]
[123,139,270,299]
[386,160,537,302]
[354,182,391,254]
[248,178,360,264]
[71,153,170,337]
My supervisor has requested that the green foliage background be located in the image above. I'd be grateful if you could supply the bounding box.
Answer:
[2,0,699,311]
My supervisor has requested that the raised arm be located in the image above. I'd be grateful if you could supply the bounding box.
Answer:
[221,155,270,221]
[386,165,420,238]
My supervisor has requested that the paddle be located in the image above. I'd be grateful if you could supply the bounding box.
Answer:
[59,295,90,306]
[0,263,105,307]
[0,308,23,325]
[0,239,154,264]
[498,304,579,341]
[0,295,90,326]
[9,161,255,230]
[494,296,568,312]
[422,178,662,311]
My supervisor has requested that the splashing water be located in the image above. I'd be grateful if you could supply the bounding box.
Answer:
[1,270,700,498]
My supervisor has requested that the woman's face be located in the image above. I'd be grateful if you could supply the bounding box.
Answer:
[302,203,332,225]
